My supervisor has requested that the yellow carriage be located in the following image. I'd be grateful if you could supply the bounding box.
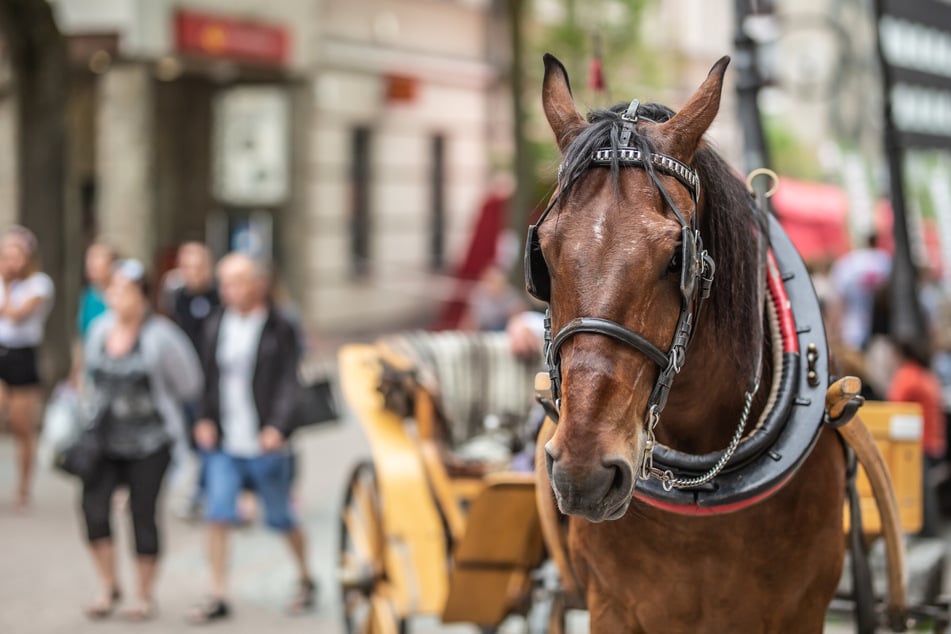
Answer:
[337,332,567,634]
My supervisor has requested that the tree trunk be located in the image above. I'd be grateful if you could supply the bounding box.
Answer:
[0,0,70,382]
[508,0,532,278]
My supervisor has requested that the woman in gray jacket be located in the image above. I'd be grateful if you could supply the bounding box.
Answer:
[81,259,202,621]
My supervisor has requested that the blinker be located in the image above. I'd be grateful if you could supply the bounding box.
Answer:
[680,226,700,302]
[524,224,550,301]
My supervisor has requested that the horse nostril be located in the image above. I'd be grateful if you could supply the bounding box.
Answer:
[602,455,635,496]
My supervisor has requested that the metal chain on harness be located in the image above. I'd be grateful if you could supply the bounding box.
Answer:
[638,168,776,492]
[640,384,760,491]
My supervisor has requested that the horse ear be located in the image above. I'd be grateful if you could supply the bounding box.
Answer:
[543,53,585,152]
[660,56,730,162]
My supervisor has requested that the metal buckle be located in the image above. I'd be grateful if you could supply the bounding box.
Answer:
[619,99,640,147]
[621,98,640,123]
[639,404,676,491]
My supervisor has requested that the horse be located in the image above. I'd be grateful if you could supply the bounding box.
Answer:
[529,54,845,633]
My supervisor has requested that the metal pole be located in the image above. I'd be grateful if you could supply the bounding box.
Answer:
[508,0,533,283]
[870,0,928,351]
[732,0,772,177]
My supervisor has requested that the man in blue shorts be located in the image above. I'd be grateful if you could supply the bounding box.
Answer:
[189,253,314,623]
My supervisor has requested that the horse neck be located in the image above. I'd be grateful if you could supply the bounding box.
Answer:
[654,308,767,455]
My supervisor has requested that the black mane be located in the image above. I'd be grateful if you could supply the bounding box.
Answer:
[555,101,763,380]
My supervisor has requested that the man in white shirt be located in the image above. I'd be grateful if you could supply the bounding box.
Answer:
[190,253,314,623]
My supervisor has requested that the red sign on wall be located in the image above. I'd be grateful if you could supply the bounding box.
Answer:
[175,10,289,67]
[384,74,419,103]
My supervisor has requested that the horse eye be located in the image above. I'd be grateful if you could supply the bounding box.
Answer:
[668,247,682,273]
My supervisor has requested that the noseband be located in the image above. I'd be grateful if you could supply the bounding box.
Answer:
[525,99,742,490]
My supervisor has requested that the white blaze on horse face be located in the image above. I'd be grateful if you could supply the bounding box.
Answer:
[592,213,606,244]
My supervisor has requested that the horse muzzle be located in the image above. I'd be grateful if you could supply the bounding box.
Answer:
[545,445,636,522]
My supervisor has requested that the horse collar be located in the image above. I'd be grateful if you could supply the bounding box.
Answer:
[633,213,830,515]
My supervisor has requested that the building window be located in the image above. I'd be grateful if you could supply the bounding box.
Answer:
[350,126,371,277]
[430,134,446,271]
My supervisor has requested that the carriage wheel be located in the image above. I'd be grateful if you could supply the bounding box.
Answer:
[339,461,405,634]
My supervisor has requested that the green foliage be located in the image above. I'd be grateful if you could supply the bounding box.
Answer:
[532,0,660,108]
[524,0,660,206]
[762,115,824,181]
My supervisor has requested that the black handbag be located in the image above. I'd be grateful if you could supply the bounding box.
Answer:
[291,378,338,429]
[55,411,106,484]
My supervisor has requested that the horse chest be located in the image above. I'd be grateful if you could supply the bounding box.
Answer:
[568,430,846,634]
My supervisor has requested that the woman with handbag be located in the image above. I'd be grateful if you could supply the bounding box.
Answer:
[80,259,202,621]
[0,226,54,511]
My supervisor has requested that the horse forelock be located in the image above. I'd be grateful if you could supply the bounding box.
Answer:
[554,101,763,381]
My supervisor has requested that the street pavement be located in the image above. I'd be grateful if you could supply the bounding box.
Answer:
[0,412,943,633]
[0,419,366,634]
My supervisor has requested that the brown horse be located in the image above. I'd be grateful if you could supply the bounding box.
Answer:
[531,55,845,632]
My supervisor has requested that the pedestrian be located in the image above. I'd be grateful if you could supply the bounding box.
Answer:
[887,338,946,538]
[463,264,527,332]
[80,259,202,621]
[169,242,220,520]
[171,242,220,353]
[828,235,891,352]
[188,253,315,623]
[77,241,117,342]
[0,225,54,511]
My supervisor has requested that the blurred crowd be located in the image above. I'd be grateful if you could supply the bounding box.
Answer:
[815,236,951,538]
[0,225,316,623]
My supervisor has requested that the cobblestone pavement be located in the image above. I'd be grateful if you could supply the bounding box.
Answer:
[0,416,944,633]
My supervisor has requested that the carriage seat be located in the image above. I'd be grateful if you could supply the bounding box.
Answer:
[376,330,543,475]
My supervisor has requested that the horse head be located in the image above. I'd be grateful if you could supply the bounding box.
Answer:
[535,54,731,522]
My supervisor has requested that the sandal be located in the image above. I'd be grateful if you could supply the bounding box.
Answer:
[187,598,230,625]
[286,578,317,615]
[121,598,157,622]
[84,588,121,620]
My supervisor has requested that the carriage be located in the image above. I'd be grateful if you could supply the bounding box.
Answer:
[337,54,949,633]
[337,332,571,633]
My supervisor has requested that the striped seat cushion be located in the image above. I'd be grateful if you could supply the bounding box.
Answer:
[378,331,541,451]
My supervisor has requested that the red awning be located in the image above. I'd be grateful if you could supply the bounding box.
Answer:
[771,178,851,262]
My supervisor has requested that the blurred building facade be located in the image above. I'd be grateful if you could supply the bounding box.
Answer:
[0,0,749,338]
[4,0,506,336]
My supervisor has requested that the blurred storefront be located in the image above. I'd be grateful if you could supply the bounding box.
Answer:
[44,0,504,336]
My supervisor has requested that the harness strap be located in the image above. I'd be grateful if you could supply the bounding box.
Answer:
[549,317,668,368]
[647,163,691,229]
[547,317,670,405]
[618,98,639,147]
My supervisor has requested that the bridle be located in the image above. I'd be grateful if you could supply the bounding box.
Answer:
[525,98,759,491]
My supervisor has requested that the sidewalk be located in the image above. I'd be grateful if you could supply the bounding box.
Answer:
[0,421,364,634]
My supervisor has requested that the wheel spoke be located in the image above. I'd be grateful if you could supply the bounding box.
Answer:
[340,463,388,634]
[352,476,384,561]
[343,507,375,566]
